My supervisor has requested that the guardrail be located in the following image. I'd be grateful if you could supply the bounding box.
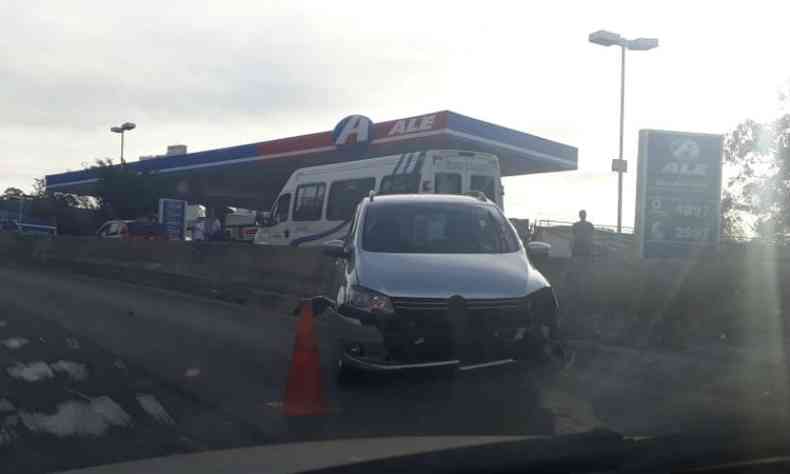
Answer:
[535,219,634,235]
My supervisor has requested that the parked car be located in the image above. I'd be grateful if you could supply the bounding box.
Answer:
[96,220,167,240]
[321,193,558,380]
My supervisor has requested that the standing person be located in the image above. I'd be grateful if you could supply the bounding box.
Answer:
[571,210,594,257]
[191,218,205,241]
[209,216,222,241]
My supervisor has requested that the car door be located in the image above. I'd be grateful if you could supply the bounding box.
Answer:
[331,204,361,305]
[264,193,293,245]
[97,221,120,238]
[104,221,122,239]
[290,183,326,246]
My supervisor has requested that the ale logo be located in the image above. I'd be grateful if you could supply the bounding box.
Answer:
[333,115,374,149]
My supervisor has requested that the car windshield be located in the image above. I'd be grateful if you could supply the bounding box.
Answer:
[362,202,520,253]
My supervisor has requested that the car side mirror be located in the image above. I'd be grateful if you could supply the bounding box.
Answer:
[323,239,350,259]
[526,241,551,259]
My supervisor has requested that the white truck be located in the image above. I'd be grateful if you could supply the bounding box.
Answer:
[225,211,260,242]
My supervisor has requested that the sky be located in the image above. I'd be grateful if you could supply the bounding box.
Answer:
[2,0,789,227]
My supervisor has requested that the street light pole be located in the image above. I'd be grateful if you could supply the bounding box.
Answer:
[588,30,658,234]
[617,44,626,234]
[110,122,136,164]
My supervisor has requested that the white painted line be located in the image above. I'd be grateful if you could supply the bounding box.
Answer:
[50,361,89,381]
[20,396,131,437]
[1,337,29,350]
[185,368,201,377]
[458,359,515,371]
[6,362,54,382]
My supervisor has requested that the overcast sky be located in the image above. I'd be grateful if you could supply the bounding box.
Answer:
[3,1,789,226]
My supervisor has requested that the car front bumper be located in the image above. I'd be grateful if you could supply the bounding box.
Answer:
[326,298,543,372]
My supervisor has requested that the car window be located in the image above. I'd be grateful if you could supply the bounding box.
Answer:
[470,175,496,202]
[379,174,419,195]
[327,177,376,221]
[363,203,520,253]
[107,222,120,235]
[435,173,462,194]
[272,193,291,224]
[293,183,325,221]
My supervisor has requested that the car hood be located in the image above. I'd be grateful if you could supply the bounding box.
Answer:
[356,251,548,299]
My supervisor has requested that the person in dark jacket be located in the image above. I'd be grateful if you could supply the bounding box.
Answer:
[571,210,594,257]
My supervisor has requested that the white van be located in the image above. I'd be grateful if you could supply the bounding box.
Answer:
[254,149,503,247]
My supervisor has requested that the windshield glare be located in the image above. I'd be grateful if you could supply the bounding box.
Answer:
[362,203,520,254]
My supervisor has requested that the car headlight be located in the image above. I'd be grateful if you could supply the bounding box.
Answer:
[348,285,394,315]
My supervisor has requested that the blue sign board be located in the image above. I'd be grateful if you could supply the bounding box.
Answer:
[158,198,187,241]
[636,130,723,258]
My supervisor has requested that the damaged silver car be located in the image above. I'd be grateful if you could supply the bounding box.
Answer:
[322,193,560,380]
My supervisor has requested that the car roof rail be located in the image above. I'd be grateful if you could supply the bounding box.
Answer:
[463,191,489,203]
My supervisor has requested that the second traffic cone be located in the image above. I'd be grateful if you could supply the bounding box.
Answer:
[283,300,329,416]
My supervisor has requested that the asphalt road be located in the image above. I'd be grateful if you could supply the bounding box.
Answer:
[3,263,787,473]
[0,298,265,473]
[0,265,589,472]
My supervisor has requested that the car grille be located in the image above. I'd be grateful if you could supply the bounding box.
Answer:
[384,296,531,364]
[390,296,529,312]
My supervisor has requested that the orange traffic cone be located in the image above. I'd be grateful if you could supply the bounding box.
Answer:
[283,301,329,416]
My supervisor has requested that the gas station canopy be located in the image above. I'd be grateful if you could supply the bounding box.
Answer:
[46,110,577,210]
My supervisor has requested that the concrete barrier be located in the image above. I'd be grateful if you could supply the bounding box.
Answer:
[2,233,789,351]
[0,234,334,301]
[538,246,790,349]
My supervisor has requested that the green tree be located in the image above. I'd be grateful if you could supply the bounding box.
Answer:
[2,187,24,199]
[28,178,101,234]
[31,177,47,197]
[723,101,790,241]
[92,159,165,219]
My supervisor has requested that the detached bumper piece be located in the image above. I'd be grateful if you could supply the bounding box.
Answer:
[342,353,460,372]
